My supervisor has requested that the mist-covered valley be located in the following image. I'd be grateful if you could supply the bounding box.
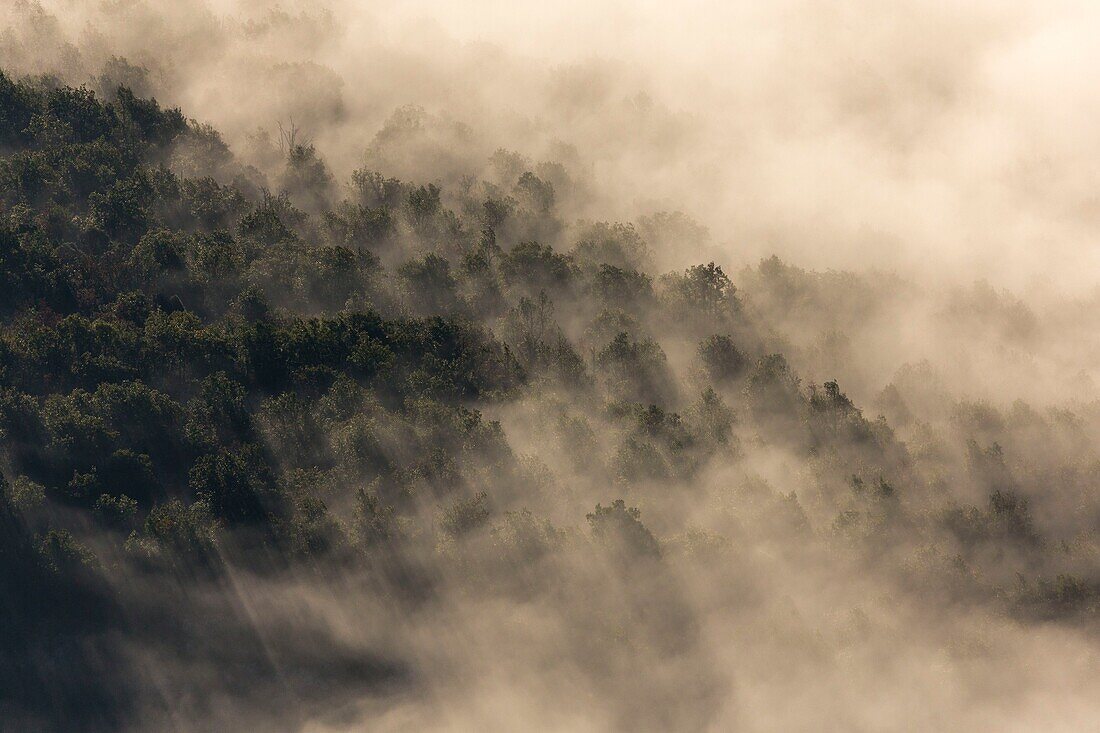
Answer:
[2,1,1100,731]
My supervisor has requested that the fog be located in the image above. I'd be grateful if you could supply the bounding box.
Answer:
[11,0,1100,284]
[2,1,1100,731]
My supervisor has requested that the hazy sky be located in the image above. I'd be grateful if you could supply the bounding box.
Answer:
[9,0,1100,292]
[359,0,1100,291]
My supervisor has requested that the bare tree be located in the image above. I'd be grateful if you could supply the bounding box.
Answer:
[276,118,311,155]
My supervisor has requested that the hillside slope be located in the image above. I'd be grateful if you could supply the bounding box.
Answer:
[1,71,1099,732]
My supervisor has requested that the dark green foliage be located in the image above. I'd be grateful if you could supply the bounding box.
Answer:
[457,228,504,314]
[324,201,395,248]
[37,528,98,573]
[808,380,876,446]
[441,491,492,538]
[988,488,1038,544]
[126,498,220,574]
[607,393,733,482]
[407,183,442,223]
[0,72,40,149]
[697,334,745,384]
[353,484,396,549]
[499,292,586,385]
[659,262,739,325]
[595,332,674,405]
[572,222,650,271]
[683,388,735,450]
[350,168,404,208]
[94,492,138,528]
[594,263,652,310]
[499,240,573,296]
[189,443,282,525]
[279,142,334,213]
[745,354,801,415]
[514,171,554,214]
[491,509,564,560]
[399,252,459,315]
[587,499,660,559]
[942,488,1038,549]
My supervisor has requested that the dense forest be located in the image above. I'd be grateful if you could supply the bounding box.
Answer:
[3,5,1100,730]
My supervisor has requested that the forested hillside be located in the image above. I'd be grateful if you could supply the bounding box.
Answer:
[2,65,1100,732]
